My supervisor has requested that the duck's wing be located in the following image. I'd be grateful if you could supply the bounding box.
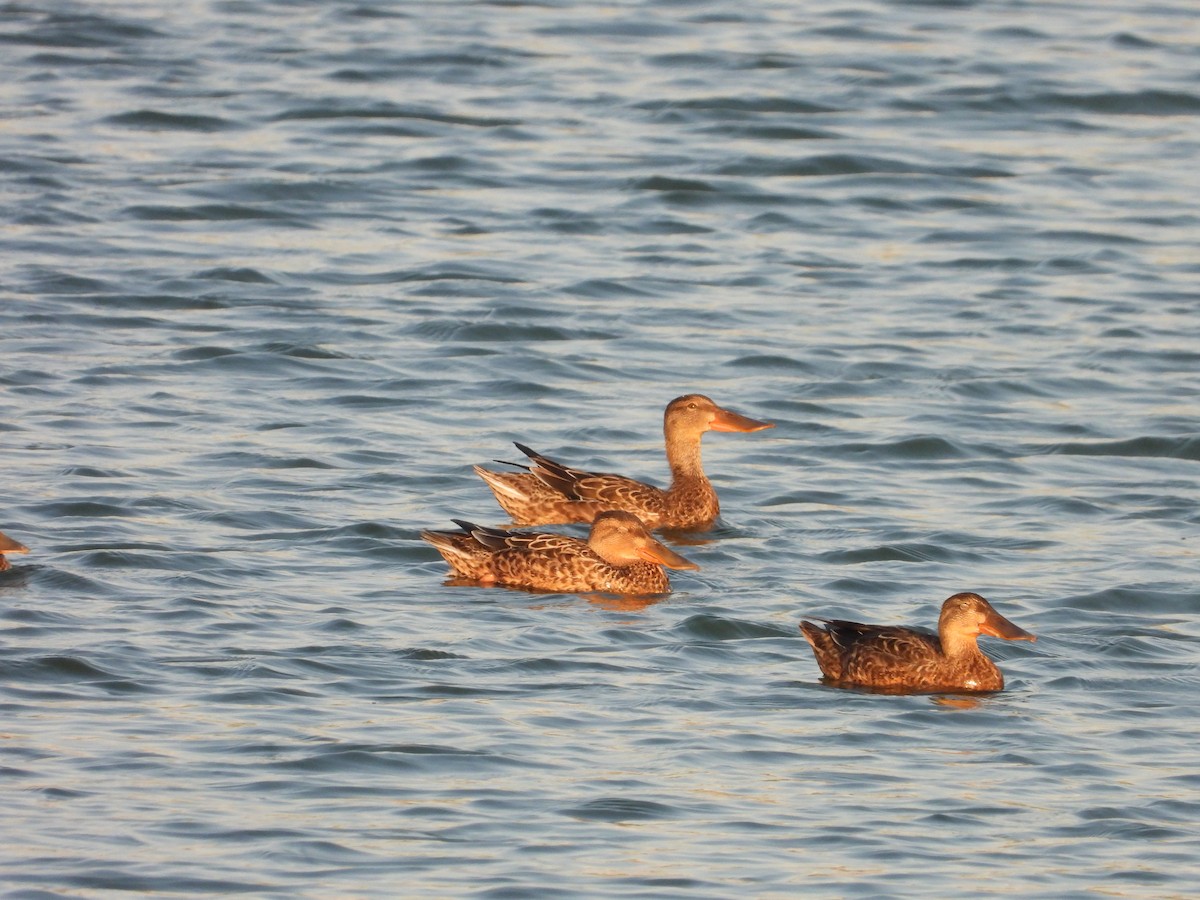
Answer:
[836,624,944,687]
[455,519,586,557]
[516,443,666,507]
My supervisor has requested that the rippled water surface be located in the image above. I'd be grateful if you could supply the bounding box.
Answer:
[2,0,1199,896]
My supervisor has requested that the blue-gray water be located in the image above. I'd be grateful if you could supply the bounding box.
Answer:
[2,1,1199,897]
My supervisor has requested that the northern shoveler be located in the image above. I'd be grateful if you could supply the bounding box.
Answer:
[0,529,29,572]
[421,510,698,595]
[799,592,1036,693]
[474,394,773,530]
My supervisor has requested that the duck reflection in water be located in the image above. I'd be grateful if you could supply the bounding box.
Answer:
[800,592,1036,694]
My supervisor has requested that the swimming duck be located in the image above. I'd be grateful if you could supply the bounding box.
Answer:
[474,394,773,530]
[0,530,29,572]
[799,592,1035,693]
[421,510,698,595]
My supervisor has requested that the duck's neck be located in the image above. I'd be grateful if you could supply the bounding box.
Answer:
[665,431,706,486]
[940,630,980,659]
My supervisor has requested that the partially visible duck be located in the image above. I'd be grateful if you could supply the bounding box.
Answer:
[422,510,698,595]
[0,530,29,572]
[799,592,1036,693]
[475,394,772,530]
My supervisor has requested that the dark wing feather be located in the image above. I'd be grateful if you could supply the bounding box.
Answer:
[514,442,666,504]
[821,620,937,653]
[451,520,585,556]
[491,458,532,472]
[451,520,514,551]
[514,442,607,498]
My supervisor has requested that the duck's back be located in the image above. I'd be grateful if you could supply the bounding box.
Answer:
[838,625,945,688]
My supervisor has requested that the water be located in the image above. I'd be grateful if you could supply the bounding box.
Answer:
[2,0,1199,896]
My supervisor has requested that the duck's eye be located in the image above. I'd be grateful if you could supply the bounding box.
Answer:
[687,402,697,410]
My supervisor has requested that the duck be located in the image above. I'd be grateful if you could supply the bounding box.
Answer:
[421,510,698,595]
[0,530,29,572]
[474,394,773,530]
[799,592,1036,693]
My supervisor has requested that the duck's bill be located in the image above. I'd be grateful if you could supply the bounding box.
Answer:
[711,408,774,433]
[0,534,28,554]
[638,541,700,571]
[981,609,1036,642]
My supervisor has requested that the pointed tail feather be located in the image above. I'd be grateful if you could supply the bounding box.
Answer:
[474,465,535,502]
[514,442,581,497]
[799,621,843,680]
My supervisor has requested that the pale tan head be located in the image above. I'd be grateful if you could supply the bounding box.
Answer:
[587,511,699,570]
[938,592,1036,644]
[664,394,773,439]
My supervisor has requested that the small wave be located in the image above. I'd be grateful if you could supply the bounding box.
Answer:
[401,648,467,661]
[192,266,278,284]
[14,868,269,894]
[270,743,529,775]
[273,103,519,129]
[560,796,680,822]
[717,124,840,141]
[673,614,784,641]
[19,267,112,294]
[838,435,970,462]
[1044,89,1200,116]
[1043,436,1200,461]
[635,96,838,115]
[259,342,352,360]
[817,541,984,565]
[726,354,821,374]
[0,653,156,696]
[632,175,718,194]
[1060,585,1200,615]
[103,110,237,131]
[34,500,132,518]
[59,465,129,478]
[124,203,302,224]
[717,153,1012,179]
[564,279,664,300]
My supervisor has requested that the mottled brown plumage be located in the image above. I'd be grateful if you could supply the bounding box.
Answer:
[474,394,772,530]
[0,529,29,572]
[421,510,698,595]
[800,592,1036,693]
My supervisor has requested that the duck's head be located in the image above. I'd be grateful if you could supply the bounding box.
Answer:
[588,511,699,570]
[939,592,1036,643]
[665,394,773,437]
